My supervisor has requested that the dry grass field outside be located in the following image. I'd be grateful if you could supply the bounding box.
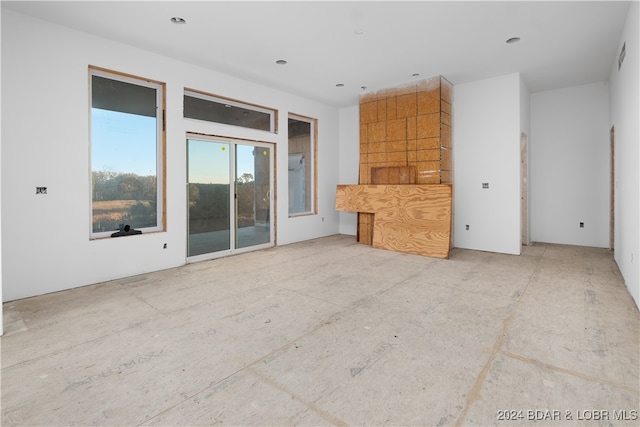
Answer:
[93,200,153,231]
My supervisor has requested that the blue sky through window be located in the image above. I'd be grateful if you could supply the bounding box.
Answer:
[93,109,264,184]
[92,108,157,176]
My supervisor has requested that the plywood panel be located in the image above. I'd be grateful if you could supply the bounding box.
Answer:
[417,88,440,115]
[441,124,452,148]
[406,116,417,140]
[357,213,374,245]
[358,75,453,247]
[371,166,416,185]
[441,77,453,104]
[360,101,378,124]
[360,123,368,144]
[386,96,397,120]
[441,170,453,184]
[377,99,387,122]
[387,151,407,163]
[397,93,417,118]
[336,184,452,258]
[415,161,441,184]
[416,113,440,139]
[387,119,407,141]
[395,166,416,184]
[416,138,440,150]
[441,146,452,172]
[417,149,440,162]
[367,122,386,143]
[371,167,390,184]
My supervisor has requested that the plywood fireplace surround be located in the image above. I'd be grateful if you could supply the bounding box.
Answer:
[335,75,453,258]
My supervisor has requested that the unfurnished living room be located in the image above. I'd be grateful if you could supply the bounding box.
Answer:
[1,1,639,426]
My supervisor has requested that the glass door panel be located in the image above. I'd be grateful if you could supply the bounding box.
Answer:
[187,139,230,256]
[187,136,274,260]
[236,145,271,249]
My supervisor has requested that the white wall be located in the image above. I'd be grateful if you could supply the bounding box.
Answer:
[530,82,610,248]
[453,73,522,255]
[0,4,3,334]
[273,96,341,246]
[1,9,340,302]
[337,105,360,235]
[520,77,531,245]
[610,1,639,309]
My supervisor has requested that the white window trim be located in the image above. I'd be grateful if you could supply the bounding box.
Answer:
[89,67,165,239]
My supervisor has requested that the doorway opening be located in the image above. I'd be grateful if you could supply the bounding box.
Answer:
[187,135,274,261]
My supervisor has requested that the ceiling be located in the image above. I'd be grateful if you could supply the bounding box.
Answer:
[2,1,632,107]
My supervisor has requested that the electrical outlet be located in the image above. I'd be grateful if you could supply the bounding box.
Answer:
[465,225,470,230]
[163,243,167,249]
[580,222,584,228]
[36,187,47,194]
[482,183,489,189]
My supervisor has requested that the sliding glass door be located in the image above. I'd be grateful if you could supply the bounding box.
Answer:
[187,136,273,260]
[235,144,271,249]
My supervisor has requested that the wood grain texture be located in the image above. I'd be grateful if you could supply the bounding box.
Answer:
[371,166,416,185]
[336,184,452,258]
[357,76,453,247]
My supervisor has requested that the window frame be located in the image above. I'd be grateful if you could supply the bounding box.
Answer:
[184,88,277,133]
[288,113,318,217]
[89,66,166,239]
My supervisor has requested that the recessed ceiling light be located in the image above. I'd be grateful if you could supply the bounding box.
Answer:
[506,37,521,44]
[276,59,287,65]
[170,17,186,24]
[336,83,345,87]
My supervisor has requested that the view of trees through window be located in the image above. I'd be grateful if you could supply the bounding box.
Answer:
[186,139,271,256]
[92,171,158,232]
[90,69,163,236]
[187,173,255,234]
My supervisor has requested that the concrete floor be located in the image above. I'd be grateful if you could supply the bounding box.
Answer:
[1,234,638,426]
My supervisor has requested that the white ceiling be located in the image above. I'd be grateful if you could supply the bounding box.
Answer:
[3,1,632,107]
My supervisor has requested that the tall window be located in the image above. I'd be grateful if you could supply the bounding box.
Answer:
[288,114,317,216]
[90,67,165,238]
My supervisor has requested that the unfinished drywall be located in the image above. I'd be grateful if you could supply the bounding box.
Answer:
[453,73,522,255]
[530,82,610,248]
[1,9,340,302]
[609,0,639,309]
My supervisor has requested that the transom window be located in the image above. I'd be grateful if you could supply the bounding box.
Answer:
[184,89,276,132]
[90,67,165,238]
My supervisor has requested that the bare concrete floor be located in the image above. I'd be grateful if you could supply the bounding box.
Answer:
[2,234,639,426]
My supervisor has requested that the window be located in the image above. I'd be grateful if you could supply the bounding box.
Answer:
[90,67,165,238]
[288,114,317,216]
[184,90,276,132]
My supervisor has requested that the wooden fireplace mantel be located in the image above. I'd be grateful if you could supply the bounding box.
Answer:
[336,184,452,259]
